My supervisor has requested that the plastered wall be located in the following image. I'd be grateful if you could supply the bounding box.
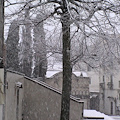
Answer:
[5,71,84,120]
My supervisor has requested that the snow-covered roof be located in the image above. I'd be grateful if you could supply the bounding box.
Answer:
[73,71,88,77]
[84,110,114,120]
[46,70,61,78]
[46,70,88,78]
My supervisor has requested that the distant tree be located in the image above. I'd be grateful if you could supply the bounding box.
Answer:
[6,20,20,72]
[5,0,120,120]
[20,7,33,77]
[6,10,47,78]
[33,14,47,79]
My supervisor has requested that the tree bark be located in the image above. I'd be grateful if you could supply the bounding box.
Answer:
[0,0,4,66]
[60,1,72,120]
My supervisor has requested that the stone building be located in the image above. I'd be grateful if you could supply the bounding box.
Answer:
[99,70,120,115]
[81,64,120,115]
[45,71,90,109]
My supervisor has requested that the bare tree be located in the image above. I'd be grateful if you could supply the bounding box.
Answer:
[5,4,47,78]
[21,7,33,77]
[5,0,120,120]
[33,13,47,79]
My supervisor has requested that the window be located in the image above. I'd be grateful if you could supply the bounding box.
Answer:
[76,91,78,95]
[110,75,113,84]
[103,75,105,83]
[111,102,113,115]
[87,65,91,71]
[109,75,113,89]
[119,93,120,100]
[86,91,89,95]
[119,81,120,88]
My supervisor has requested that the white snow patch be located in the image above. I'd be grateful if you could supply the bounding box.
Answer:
[110,116,120,120]
[84,109,115,120]
[19,25,25,43]
[46,70,60,78]
[73,71,88,77]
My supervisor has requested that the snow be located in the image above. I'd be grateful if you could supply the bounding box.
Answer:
[46,70,60,78]
[15,82,22,88]
[46,53,89,78]
[46,70,88,78]
[73,71,88,77]
[110,116,120,120]
[47,62,62,71]
[84,110,114,120]
[19,25,23,44]
[104,115,115,120]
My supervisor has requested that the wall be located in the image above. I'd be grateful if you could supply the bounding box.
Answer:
[5,71,84,120]
[99,71,120,115]
[5,71,24,120]
[87,71,100,93]
[104,90,117,115]
[45,72,90,109]
[0,106,3,120]
[0,68,4,120]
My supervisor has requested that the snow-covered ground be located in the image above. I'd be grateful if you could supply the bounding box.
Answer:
[84,109,115,120]
[110,116,120,120]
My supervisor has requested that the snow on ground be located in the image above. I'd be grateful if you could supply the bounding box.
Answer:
[110,116,120,120]
[84,109,114,120]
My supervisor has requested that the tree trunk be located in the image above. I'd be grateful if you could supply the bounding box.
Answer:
[60,1,72,120]
[0,0,4,66]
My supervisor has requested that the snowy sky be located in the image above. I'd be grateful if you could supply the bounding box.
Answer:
[4,0,120,40]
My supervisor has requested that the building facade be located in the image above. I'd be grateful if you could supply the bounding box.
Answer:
[45,71,90,109]
[99,71,120,115]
